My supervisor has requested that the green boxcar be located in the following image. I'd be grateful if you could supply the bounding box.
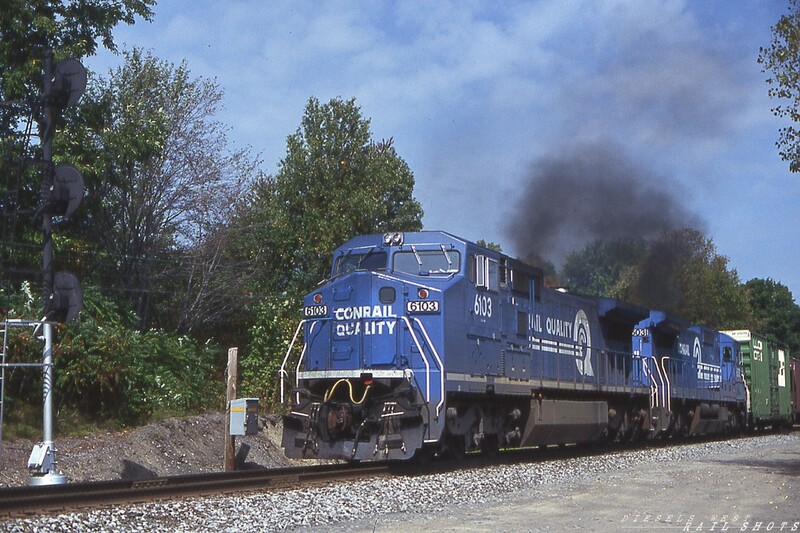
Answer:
[722,330,792,429]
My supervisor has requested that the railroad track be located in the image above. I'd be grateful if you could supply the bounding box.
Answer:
[0,462,390,518]
[2,429,790,519]
[0,445,601,519]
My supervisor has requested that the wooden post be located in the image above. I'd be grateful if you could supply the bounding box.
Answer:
[223,347,238,471]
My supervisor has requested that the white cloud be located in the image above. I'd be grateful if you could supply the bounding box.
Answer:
[80,0,800,296]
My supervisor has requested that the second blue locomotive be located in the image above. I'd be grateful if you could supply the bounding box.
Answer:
[280,231,751,461]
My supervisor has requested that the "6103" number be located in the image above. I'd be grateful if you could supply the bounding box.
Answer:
[473,294,493,318]
[406,300,440,314]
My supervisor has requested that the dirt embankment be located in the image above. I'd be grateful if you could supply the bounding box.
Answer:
[1,412,306,487]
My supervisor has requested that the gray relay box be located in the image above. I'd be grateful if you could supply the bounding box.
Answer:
[229,398,259,436]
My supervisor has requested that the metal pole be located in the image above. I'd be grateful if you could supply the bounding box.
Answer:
[42,322,53,446]
[28,49,66,485]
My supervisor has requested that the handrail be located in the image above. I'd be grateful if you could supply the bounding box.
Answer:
[640,356,659,408]
[741,369,751,412]
[2,318,48,367]
[279,320,322,404]
[409,316,446,418]
[399,316,431,405]
[659,356,672,412]
[651,357,662,410]
[279,319,308,404]
[294,321,319,400]
[652,356,667,412]
[1,318,48,462]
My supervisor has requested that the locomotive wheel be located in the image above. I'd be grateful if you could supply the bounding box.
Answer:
[480,433,500,458]
[676,411,689,438]
[445,433,467,460]
[614,413,630,443]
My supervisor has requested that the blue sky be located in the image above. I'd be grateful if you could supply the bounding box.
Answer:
[85,0,799,299]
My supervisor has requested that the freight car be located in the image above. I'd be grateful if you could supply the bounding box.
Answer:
[721,330,793,430]
[279,231,753,461]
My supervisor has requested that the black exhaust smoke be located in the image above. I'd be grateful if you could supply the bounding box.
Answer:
[506,142,705,268]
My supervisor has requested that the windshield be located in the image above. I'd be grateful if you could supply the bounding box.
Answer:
[332,250,388,277]
[393,248,460,276]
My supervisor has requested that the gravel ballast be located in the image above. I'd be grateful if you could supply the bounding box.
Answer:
[2,432,798,532]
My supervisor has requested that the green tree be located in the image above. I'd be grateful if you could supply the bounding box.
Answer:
[239,295,298,408]
[759,0,800,173]
[476,240,502,252]
[53,286,220,423]
[561,238,646,296]
[1,0,154,307]
[236,96,424,403]
[745,278,800,352]
[623,228,749,329]
[2,284,220,426]
[0,0,154,127]
[262,96,423,293]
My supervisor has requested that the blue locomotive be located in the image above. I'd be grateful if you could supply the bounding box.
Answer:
[280,231,748,461]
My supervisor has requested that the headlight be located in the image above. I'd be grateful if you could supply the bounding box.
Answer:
[383,232,404,246]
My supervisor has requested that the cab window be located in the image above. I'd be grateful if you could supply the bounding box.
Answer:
[394,249,460,276]
[333,251,387,276]
[723,346,732,362]
[487,258,499,291]
[471,254,499,291]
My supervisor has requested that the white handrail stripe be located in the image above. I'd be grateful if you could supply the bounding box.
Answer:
[279,319,307,404]
[652,356,667,413]
[400,316,431,403]
[660,357,672,412]
[411,317,446,417]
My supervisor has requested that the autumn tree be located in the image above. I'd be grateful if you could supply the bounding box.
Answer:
[759,0,800,172]
[59,49,254,330]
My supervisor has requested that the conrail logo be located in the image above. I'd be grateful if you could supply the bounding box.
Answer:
[574,310,594,377]
[333,305,396,321]
[333,305,398,337]
[693,337,703,379]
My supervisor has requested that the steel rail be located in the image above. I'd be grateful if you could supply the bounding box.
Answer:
[0,462,390,518]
